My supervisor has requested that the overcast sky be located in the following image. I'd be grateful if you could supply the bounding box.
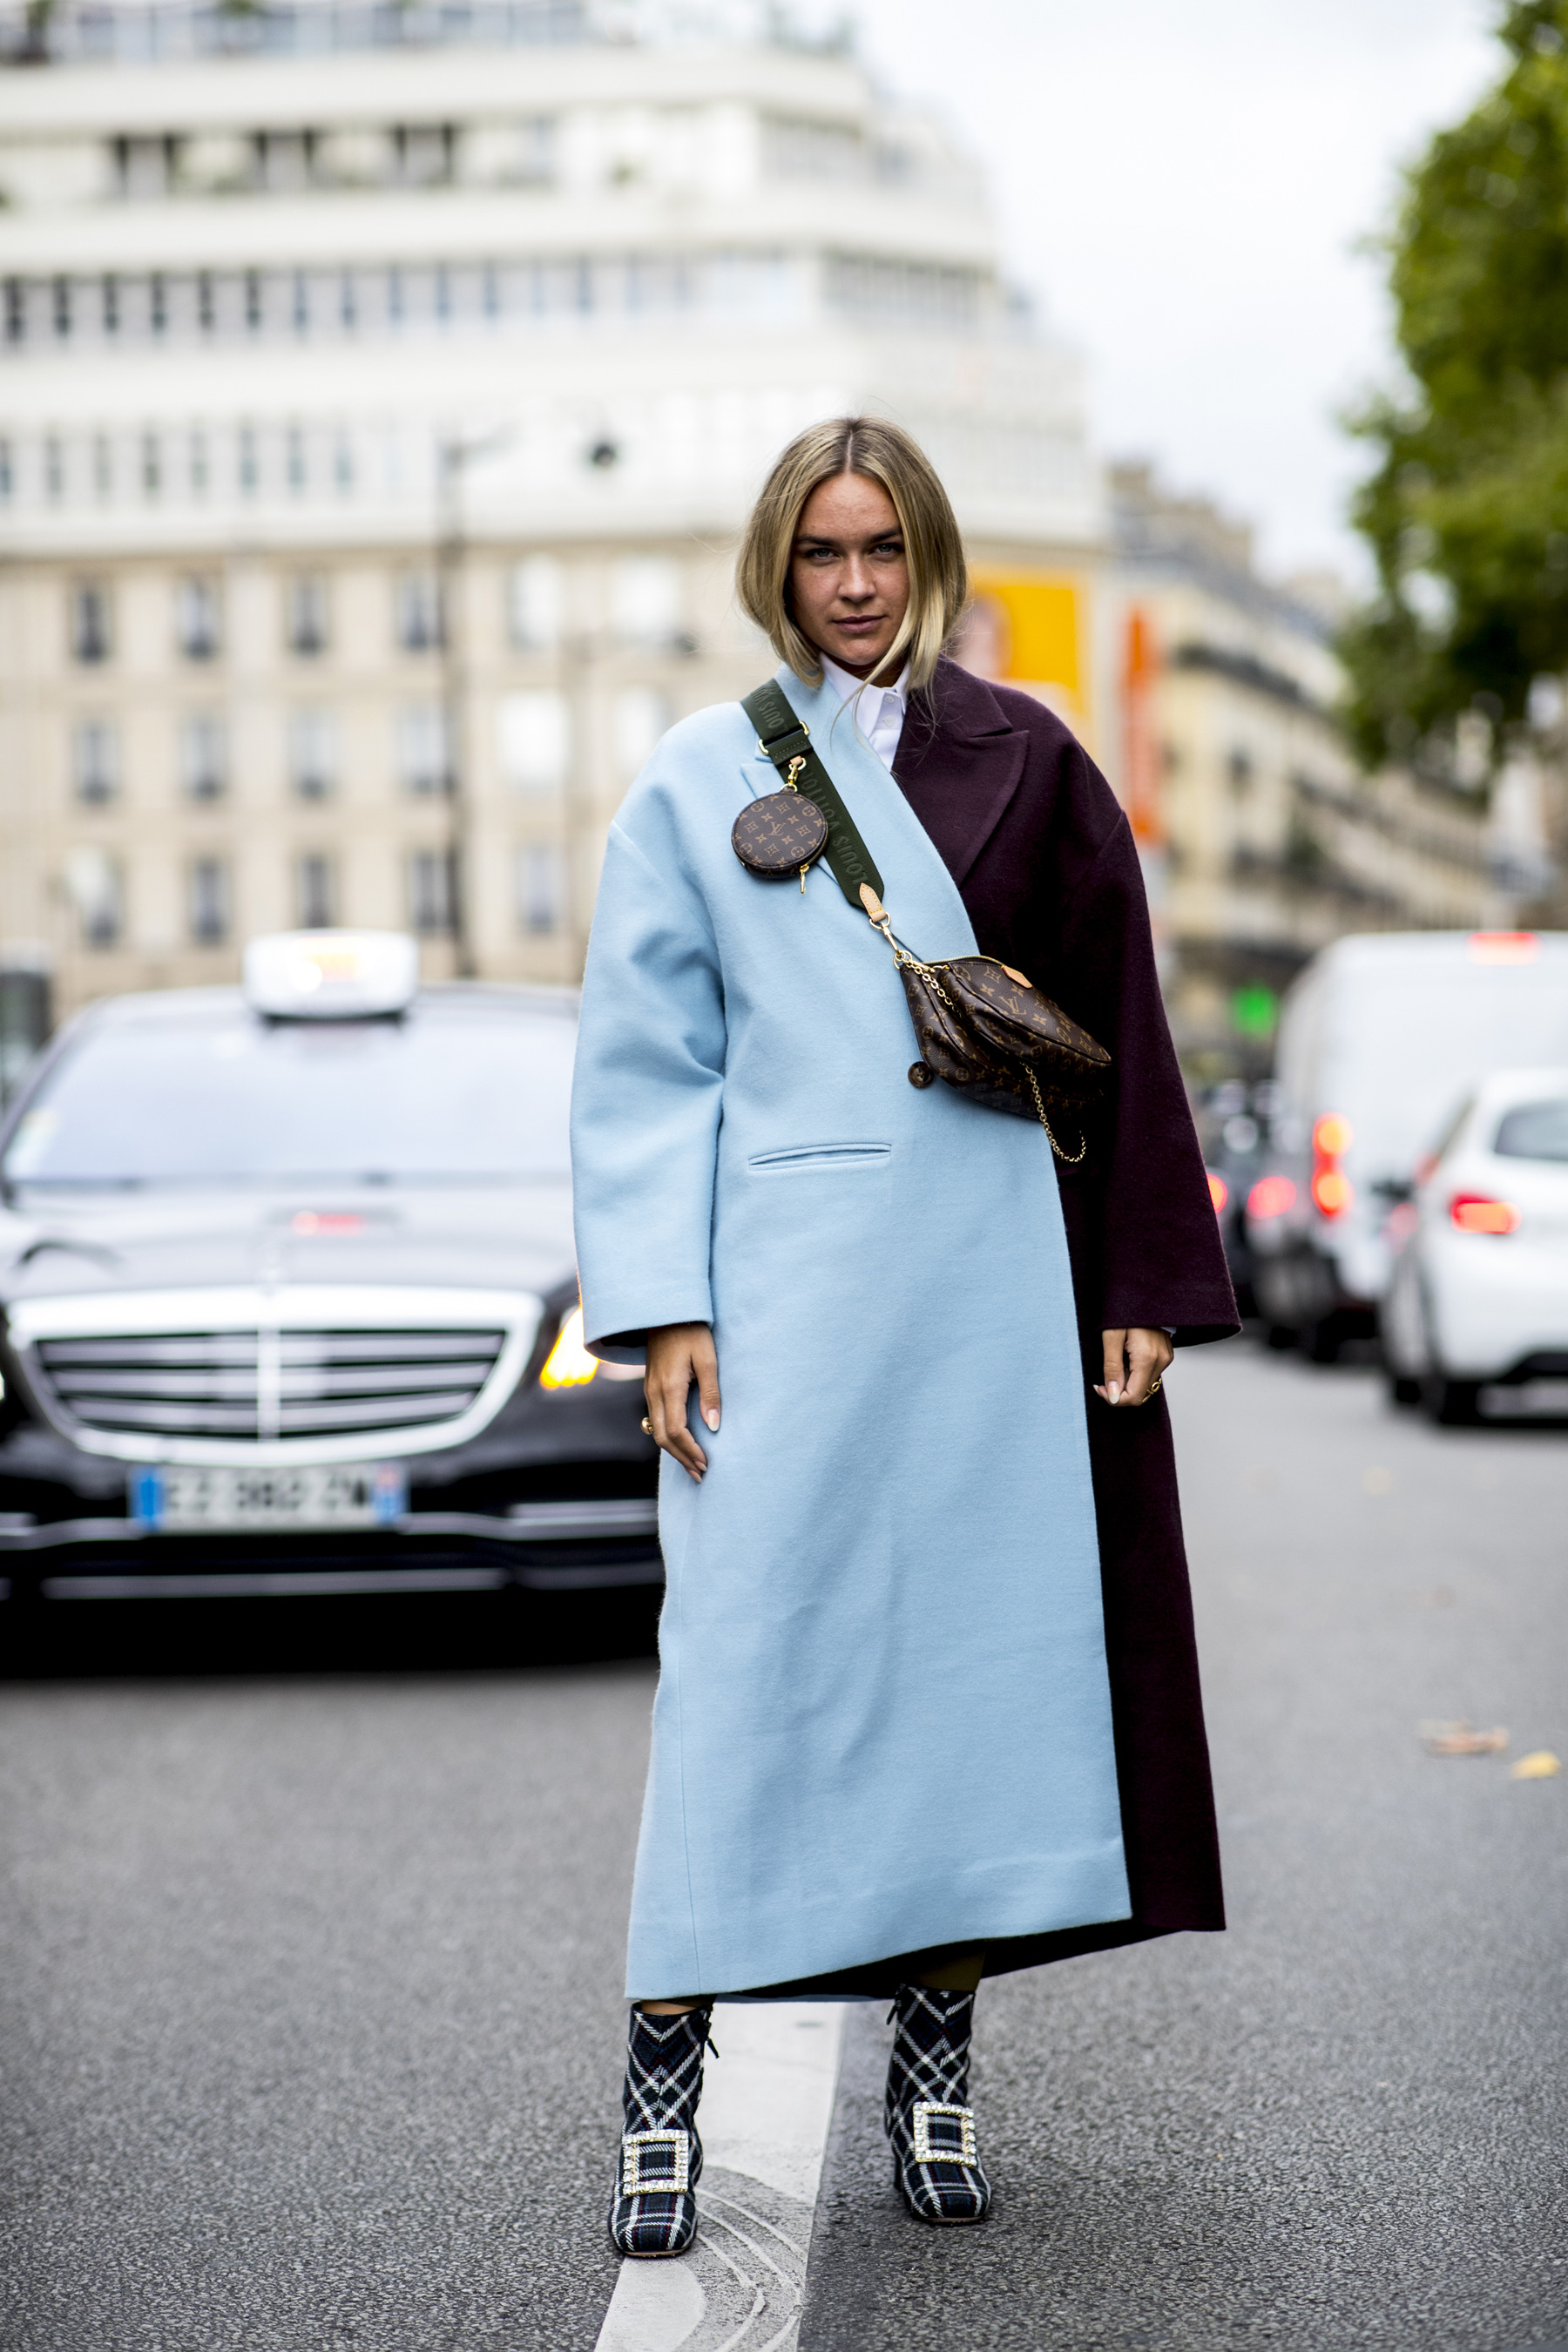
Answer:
[836,0,1500,585]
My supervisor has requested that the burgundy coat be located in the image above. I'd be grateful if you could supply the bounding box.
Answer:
[747,660,1235,1998]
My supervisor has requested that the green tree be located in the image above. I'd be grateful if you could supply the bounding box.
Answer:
[1344,0,1568,774]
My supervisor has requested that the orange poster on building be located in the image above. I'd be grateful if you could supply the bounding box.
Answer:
[1122,605,1163,847]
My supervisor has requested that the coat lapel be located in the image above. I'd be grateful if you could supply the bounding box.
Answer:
[894,659,1030,888]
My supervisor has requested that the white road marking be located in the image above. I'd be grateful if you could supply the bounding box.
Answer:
[594,2002,848,2352]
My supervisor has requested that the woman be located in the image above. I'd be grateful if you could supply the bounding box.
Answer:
[570,417,1237,2256]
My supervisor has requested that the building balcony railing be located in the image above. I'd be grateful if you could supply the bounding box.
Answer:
[0,0,588,68]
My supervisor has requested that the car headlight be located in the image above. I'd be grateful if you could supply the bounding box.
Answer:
[539,1304,600,1389]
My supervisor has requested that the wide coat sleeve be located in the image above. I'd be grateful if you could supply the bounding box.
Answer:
[569,760,727,1362]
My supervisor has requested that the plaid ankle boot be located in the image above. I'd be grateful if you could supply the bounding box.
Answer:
[883,1984,992,2225]
[608,2004,713,2258]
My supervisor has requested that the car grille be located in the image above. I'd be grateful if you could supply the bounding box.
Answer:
[33,1326,509,1443]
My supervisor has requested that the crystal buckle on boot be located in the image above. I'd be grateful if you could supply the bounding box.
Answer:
[621,2128,692,2195]
[911,2102,977,2165]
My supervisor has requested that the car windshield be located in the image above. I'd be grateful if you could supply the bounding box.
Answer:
[1493,1098,1568,1163]
[1,998,576,1186]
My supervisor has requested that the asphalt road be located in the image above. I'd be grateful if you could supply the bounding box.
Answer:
[2,1341,1565,2352]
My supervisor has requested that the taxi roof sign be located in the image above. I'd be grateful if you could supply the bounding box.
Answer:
[243,930,419,1019]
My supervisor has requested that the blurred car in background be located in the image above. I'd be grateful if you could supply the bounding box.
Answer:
[1194,1078,1281,1317]
[0,933,658,1606]
[1382,1069,1568,1423]
[1242,931,1568,1358]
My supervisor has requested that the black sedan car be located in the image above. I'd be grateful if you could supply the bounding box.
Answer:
[0,932,658,1605]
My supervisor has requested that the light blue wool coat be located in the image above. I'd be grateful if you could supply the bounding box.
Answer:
[570,664,1131,2000]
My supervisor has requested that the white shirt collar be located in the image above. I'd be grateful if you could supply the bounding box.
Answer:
[818,651,909,715]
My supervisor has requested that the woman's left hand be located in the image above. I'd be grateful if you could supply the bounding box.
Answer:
[1095,1327,1173,1408]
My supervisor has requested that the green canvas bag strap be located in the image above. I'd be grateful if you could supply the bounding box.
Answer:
[741,679,884,910]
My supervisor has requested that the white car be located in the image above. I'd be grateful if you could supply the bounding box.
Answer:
[1382,1069,1568,1423]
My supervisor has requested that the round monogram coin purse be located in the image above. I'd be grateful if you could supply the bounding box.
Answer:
[732,789,829,883]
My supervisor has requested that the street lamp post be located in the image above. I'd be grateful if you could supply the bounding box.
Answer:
[436,422,515,981]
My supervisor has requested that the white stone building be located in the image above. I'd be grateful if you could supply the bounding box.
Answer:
[1103,463,1513,1078]
[0,0,1104,1029]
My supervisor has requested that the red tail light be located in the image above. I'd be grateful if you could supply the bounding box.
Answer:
[1311,1110,1354,1219]
[1206,1171,1228,1213]
[1247,1174,1296,1220]
[1311,1169,1354,1216]
[1450,1193,1520,1235]
[1468,931,1538,965]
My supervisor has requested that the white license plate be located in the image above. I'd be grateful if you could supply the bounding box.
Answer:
[129,1463,407,1533]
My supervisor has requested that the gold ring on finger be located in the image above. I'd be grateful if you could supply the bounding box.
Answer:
[640,1416,653,1436]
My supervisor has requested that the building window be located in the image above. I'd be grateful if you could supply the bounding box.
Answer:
[409,848,456,934]
[333,429,354,493]
[245,272,262,332]
[613,687,671,781]
[516,114,555,185]
[254,131,315,193]
[190,429,209,497]
[141,430,162,498]
[0,438,12,501]
[398,703,449,795]
[92,436,112,500]
[181,713,226,802]
[71,582,113,665]
[44,437,64,504]
[396,571,444,652]
[497,691,569,794]
[189,858,230,945]
[72,719,119,805]
[65,848,124,949]
[102,274,119,335]
[394,124,455,186]
[149,274,166,335]
[239,424,259,494]
[287,573,329,656]
[507,555,561,652]
[51,276,71,339]
[296,854,336,929]
[611,555,682,649]
[289,708,336,801]
[176,575,221,660]
[517,841,564,936]
[197,271,215,332]
[5,279,24,345]
[1227,748,1254,797]
[115,135,175,200]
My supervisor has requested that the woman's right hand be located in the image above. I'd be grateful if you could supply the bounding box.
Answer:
[645,1323,721,1483]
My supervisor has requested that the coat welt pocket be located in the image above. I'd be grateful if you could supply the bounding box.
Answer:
[747,1143,893,1173]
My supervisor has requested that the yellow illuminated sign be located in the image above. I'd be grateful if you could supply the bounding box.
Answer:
[966,571,1085,715]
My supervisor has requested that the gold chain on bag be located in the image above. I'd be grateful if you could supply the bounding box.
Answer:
[860,889,1087,1166]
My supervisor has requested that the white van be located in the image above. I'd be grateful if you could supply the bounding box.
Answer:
[1244,931,1568,1353]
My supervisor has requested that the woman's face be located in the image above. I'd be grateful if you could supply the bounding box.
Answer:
[789,470,909,679]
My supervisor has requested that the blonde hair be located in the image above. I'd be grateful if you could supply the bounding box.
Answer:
[735,416,966,693]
